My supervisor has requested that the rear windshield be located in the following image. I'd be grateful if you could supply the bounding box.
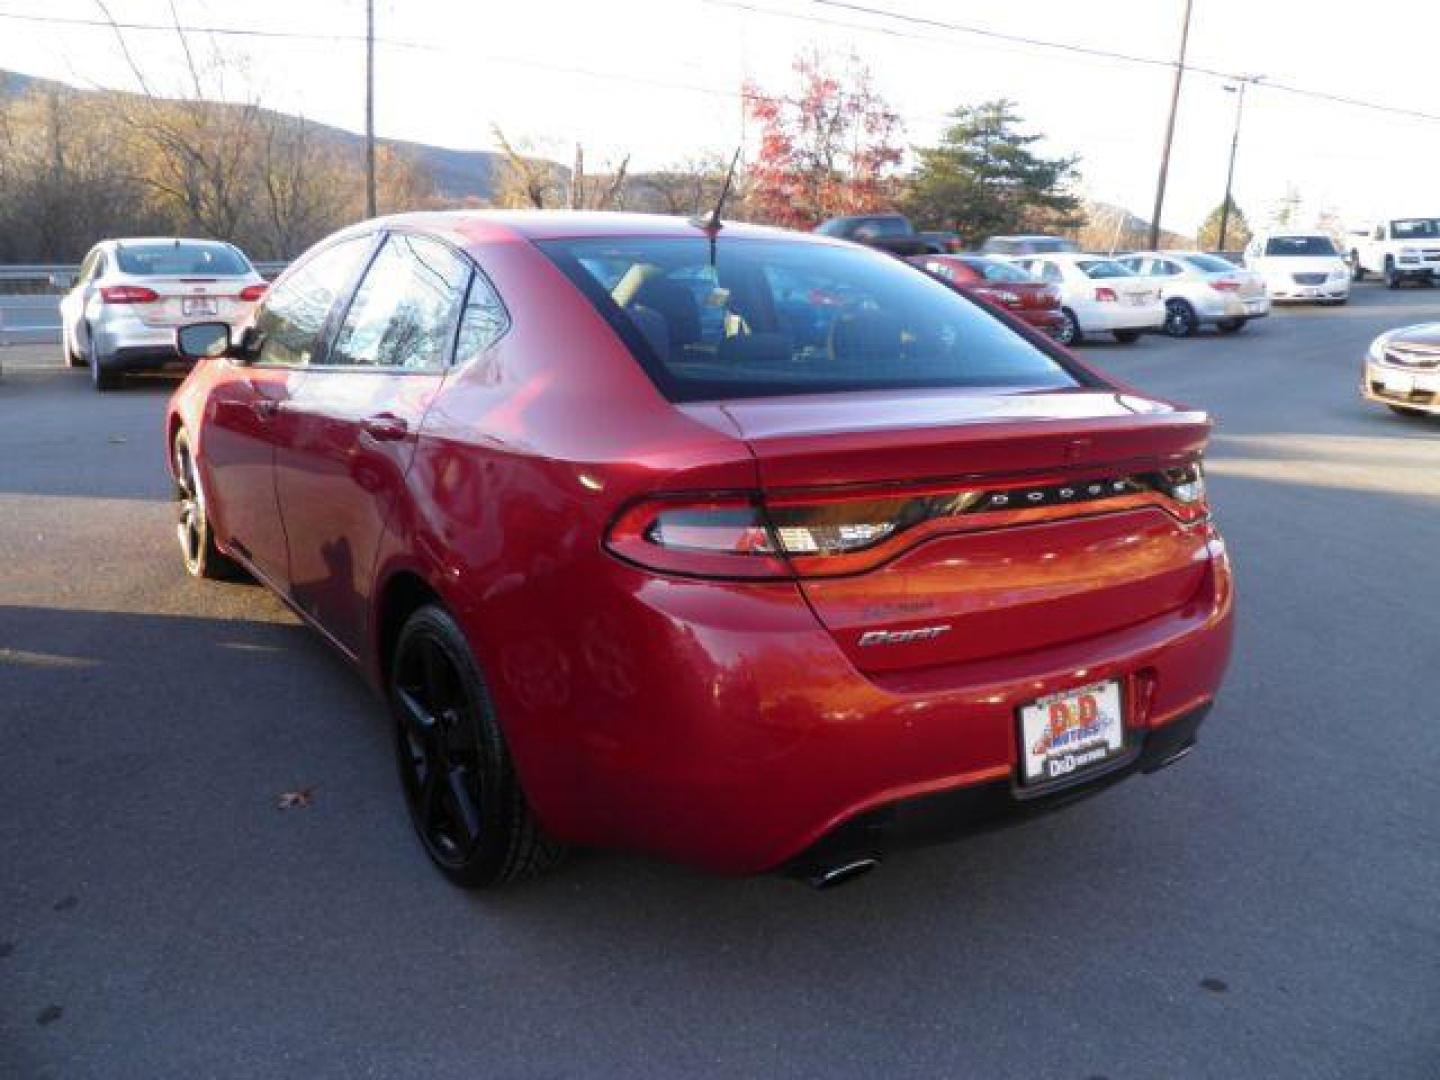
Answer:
[538,237,1085,402]
[1076,259,1133,279]
[961,257,1034,283]
[115,242,251,276]
[1264,236,1336,257]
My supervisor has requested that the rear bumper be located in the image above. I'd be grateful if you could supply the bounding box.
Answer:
[94,314,251,368]
[535,533,1235,875]
[784,701,1209,879]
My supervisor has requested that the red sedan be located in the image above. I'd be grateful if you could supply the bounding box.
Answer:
[166,212,1234,888]
[912,253,1068,338]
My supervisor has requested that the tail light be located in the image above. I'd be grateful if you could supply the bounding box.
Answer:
[238,284,268,302]
[99,285,159,304]
[1210,279,1241,292]
[1095,287,1118,302]
[606,462,1209,580]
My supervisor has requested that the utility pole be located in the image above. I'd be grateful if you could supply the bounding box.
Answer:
[364,0,377,219]
[1217,76,1260,251]
[1148,0,1194,250]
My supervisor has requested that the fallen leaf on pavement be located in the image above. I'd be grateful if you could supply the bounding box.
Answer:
[276,787,315,810]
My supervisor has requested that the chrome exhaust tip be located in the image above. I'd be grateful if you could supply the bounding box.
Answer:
[807,857,880,890]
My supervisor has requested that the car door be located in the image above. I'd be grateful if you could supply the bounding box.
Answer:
[200,235,376,588]
[273,231,472,657]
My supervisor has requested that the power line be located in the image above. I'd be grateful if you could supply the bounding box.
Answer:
[711,0,1440,124]
[4,2,1436,129]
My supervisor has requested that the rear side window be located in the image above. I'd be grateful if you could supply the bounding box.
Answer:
[254,236,372,367]
[327,234,470,370]
[115,242,250,276]
[1185,253,1238,273]
[538,237,1084,401]
[1076,259,1134,279]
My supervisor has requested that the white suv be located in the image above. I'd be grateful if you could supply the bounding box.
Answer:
[1346,218,1440,288]
[59,238,266,390]
[1243,232,1350,305]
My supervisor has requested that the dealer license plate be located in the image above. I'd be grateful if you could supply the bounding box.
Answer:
[182,296,218,317]
[1019,680,1125,785]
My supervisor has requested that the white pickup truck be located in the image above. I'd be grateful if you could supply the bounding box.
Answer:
[1346,217,1440,287]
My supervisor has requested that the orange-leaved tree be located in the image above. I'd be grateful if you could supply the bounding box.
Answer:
[743,50,903,230]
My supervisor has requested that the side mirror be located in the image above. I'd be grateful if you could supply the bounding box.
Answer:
[176,321,232,360]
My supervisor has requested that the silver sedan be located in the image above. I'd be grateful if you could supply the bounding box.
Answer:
[1119,252,1270,338]
[59,238,266,391]
[1361,323,1440,418]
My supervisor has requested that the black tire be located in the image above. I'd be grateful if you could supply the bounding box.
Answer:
[1385,259,1402,290]
[1388,404,1428,418]
[1349,252,1365,283]
[390,605,565,888]
[1216,318,1246,334]
[1055,308,1083,346]
[1113,329,1142,344]
[1162,299,1198,338]
[87,334,122,391]
[171,431,244,580]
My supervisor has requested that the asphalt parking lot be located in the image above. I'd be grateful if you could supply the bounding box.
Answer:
[2,285,1438,1078]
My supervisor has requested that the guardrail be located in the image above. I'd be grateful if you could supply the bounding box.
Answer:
[0,261,290,294]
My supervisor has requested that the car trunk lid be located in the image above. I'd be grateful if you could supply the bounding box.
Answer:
[712,388,1213,675]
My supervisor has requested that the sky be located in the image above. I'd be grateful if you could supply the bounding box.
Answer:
[1,0,1437,236]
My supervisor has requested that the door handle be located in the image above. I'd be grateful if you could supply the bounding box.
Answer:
[361,413,409,441]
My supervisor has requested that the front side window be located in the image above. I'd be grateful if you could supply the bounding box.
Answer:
[254,236,373,367]
[538,236,1084,401]
[1264,236,1338,257]
[328,234,470,370]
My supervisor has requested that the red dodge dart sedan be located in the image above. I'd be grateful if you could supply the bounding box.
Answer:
[166,212,1234,888]
[912,253,1069,339]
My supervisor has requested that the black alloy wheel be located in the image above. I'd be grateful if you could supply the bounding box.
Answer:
[390,605,564,888]
[1163,299,1198,338]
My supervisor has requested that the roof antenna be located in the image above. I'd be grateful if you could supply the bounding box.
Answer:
[692,147,742,265]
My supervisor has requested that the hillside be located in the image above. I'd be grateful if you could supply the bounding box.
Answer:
[0,68,513,202]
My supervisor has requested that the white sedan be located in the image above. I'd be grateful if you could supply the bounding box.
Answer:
[59,238,267,391]
[1119,251,1270,337]
[1010,253,1164,346]
[1242,232,1350,304]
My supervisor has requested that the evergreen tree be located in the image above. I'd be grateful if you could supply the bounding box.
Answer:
[902,100,1083,246]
